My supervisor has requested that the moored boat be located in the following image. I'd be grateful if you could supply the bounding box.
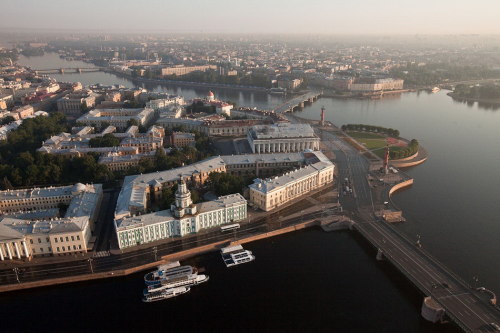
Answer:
[221,245,255,267]
[142,286,190,303]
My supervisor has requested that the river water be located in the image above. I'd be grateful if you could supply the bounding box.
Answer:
[7,53,499,332]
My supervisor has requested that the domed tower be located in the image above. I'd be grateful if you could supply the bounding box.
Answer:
[207,90,215,101]
[171,177,197,217]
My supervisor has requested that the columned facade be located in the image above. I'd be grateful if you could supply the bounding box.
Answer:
[251,140,320,153]
[249,161,335,211]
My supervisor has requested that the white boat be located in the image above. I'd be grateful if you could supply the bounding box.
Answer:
[142,286,190,303]
[221,245,255,267]
[431,87,440,93]
[146,273,209,291]
[144,262,200,286]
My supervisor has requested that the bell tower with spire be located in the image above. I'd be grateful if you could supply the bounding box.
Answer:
[171,177,197,217]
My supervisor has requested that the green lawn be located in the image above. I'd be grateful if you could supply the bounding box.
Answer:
[346,131,405,158]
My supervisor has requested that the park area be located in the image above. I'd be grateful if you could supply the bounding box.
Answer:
[346,131,408,159]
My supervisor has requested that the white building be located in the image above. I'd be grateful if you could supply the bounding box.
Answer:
[76,108,154,130]
[115,180,247,249]
[0,183,103,260]
[249,156,334,211]
[115,157,227,219]
[247,123,320,153]
[146,96,185,110]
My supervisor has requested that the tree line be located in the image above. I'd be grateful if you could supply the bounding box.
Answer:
[453,83,500,99]
[0,113,218,189]
[390,139,419,160]
[341,124,400,137]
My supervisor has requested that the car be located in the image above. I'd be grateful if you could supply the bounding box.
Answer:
[490,322,500,331]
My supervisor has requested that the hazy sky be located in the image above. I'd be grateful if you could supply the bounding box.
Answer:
[2,0,500,34]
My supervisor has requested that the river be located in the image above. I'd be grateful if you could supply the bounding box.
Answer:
[8,53,499,332]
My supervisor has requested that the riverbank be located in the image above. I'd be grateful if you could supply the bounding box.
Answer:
[320,89,412,99]
[0,218,325,293]
[105,69,270,92]
[447,92,500,106]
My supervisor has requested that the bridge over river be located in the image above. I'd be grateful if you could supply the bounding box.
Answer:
[316,126,500,333]
[31,67,103,74]
[272,92,321,113]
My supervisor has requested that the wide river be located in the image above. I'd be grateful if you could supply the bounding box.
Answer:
[6,53,498,332]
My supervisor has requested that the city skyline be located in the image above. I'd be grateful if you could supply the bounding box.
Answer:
[2,0,500,35]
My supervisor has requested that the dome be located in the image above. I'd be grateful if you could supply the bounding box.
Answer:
[207,91,214,96]
[72,183,87,194]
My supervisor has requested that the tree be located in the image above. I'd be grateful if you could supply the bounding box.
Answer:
[0,116,15,126]
[89,134,120,148]
[127,119,140,128]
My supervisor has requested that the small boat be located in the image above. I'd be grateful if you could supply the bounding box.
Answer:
[142,286,190,303]
[221,245,255,267]
[431,87,440,93]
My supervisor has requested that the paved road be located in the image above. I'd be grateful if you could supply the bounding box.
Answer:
[0,191,324,286]
[357,218,500,332]
[273,92,320,114]
[317,127,500,332]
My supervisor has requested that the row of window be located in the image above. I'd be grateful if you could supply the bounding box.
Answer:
[29,235,80,244]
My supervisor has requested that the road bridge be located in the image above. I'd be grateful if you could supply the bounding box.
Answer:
[32,67,103,75]
[319,127,500,332]
[272,92,321,113]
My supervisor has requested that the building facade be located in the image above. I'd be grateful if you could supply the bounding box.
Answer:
[57,91,97,117]
[249,160,334,211]
[171,131,195,147]
[247,123,320,153]
[0,183,103,260]
[115,181,246,249]
[76,108,154,130]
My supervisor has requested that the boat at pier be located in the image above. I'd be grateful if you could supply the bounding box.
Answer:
[142,286,190,303]
[221,245,255,267]
[144,261,209,287]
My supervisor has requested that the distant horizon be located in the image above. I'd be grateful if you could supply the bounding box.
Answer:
[2,0,500,35]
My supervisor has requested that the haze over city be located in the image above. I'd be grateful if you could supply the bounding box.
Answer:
[1,1,500,332]
[2,0,500,34]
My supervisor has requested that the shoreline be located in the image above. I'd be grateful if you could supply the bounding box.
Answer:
[447,92,500,105]
[0,218,323,293]
[104,69,271,92]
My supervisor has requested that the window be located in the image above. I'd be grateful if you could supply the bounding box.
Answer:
[57,247,60,252]
[46,237,49,242]
[60,237,63,242]
[71,236,74,241]
[48,247,51,251]
[40,248,43,252]
[77,235,80,240]
[65,237,69,242]
[38,238,41,243]
[30,239,33,244]
[55,238,58,243]
[73,245,76,250]
[62,246,65,251]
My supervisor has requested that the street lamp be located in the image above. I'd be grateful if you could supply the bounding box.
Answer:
[153,246,158,261]
[12,267,20,283]
[88,258,94,274]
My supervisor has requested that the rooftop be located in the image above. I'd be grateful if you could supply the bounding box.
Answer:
[250,123,317,140]
[249,160,334,193]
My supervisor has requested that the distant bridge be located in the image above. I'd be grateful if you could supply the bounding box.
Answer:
[272,92,322,113]
[32,67,104,75]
